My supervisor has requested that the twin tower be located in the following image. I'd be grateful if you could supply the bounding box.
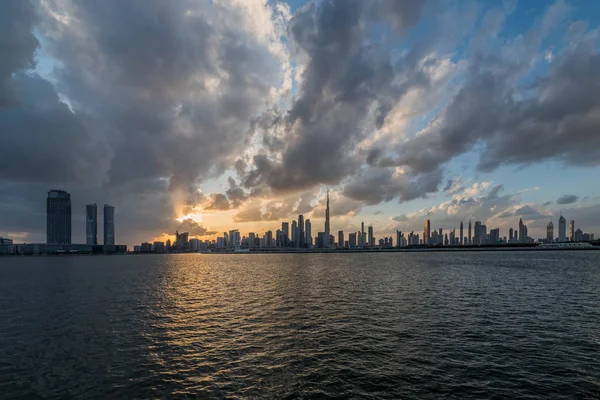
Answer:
[46,190,114,245]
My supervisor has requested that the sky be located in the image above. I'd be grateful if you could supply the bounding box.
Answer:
[1,0,600,247]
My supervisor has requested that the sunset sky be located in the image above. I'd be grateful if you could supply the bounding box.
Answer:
[1,0,600,247]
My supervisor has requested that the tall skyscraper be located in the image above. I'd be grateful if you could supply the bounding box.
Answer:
[324,189,330,247]
[558,215,566,242]
[338,230,344,248]
[459,221,463,246]
[103,204,115,245]
[569,220,575,241]
[518,218,526,243]
[291,220,297,245]
[361,221,365,246]
[468,219,472,245]
[546,221,554,242]
[368,226,374,247]
[305,219,312,247]
[47,190,71,244]
[282,222,289,242]
[474,221,482,245]
[424,220,431,245]
[86,203,98,245]
[298,215,305,247]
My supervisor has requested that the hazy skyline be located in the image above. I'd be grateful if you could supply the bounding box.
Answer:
[1,0,600,247]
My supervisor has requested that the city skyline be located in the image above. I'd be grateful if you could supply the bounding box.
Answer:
[1,0,600,248]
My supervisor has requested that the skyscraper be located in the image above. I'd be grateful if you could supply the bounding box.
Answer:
[338,230,344,248]
[569,220,575,241]
[282,222,289,242]
[368,226,374,247]
[104,204,115,245]
[468,219,472,245]
[474,221,482,245]
[86,203,98,245]
[519,218,526,243]
[305,219,312,247]
[459,221,463,246]
[298,215,305,247]
[291,220,297,246]
[324,189,330,247]
[47,190,71,244]
[546,220,554,242]
[424,220,431,245]
[558,215,566,242]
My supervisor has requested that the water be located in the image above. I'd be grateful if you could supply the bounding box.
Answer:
[0,251,599,399]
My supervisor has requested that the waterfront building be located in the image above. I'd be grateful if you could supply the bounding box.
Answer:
[47,190,71,244]
[103,204,115,245]
[558,215,567,242]
[546,221,554,242]
[86,204,97,245]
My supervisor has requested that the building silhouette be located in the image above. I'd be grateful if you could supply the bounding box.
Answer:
[569,220,575,241]
[558,215,566,242]
[368,226,374,247]
[324,189,330,247]
[86,203,98,245]
[546,220,554,242]
[298,215,305,247]
[424,220,431,245]
[47,190,71,244]
[459,221,463,246]
[103,204,115,245]
[468,219,472,245]
[305,219,312,247]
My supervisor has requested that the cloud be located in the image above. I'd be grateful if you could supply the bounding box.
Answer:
[543,201,552,206]
[392,214,408,222]
[556,194,579,205]
[177,218,217,237]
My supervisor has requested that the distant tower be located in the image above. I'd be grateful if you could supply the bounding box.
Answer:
[546,220,554,242]
[305,219,312,247]
[519,218,526,243]
[424,220,431,245]
[468,219,472,245]
[86,204,98,245]
[103,204,115,245]
[361,221,365,246]
[569,220,575,242]
[459,221,464,246]
[368,226,374,247]
[324,189,330,247]
[47,190,71,244]
[282,222,289,242]
[298,215,305,247]
[558,215,566,242]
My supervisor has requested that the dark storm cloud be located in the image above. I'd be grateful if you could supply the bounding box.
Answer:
[0,0,288,244]
[556,194,579,205]
[242,0,426,194]
[343,167,442,205]
[0,0,38,106]
[543,201,552,206]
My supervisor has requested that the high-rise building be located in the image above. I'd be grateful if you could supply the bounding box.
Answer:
[546,221,554,242]
[558,215,566,242]
[509,227,514,241]
[569,220,575,241]
[518,218,527,243]
[361,222,365,246]
[305,219,312,248]
[474,221,482,245]
[298,215,305,247]
[424,220,431,245]
[317,232,326,248]
[468,219,472,245]
[86,203,98,245]
[368,226,374,247]
[103,204,115,245]
[349,232,357,247]
[282,222,289,243]
[291,220,297,246]
[489,228,500,243]
[47,190,71,244]
[324,189,330,247]
[459,221,463,246]
[338,230,344,248]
